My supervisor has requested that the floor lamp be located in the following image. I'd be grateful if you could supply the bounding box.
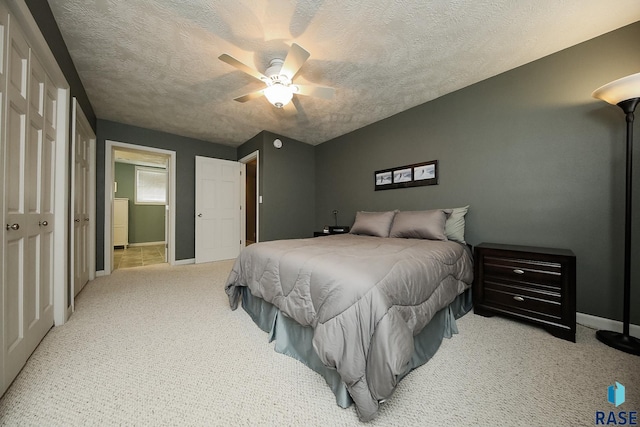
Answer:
[592,72,640,356]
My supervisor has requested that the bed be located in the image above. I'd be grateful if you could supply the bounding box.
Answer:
[224,208,473,421]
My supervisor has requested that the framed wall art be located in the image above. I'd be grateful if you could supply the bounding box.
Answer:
[374,160,438,191]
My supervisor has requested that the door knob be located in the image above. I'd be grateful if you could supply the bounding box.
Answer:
[197,213,203,217]
[39,220,48,227]
[5,223,19,230]
[75,219,81,223]
[84,218,89,221]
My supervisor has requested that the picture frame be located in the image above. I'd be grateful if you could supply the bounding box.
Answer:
[393,168,412,183]
[375,171,392,186]
[374,160,438,191]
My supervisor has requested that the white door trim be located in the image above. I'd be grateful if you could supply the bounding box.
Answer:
[104,140,176,274]
[239,151,259,244]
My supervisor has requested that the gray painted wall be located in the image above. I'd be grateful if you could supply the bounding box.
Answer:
[315,22,640,324]
[261,131,315,241]
[96,120,236,269]
[25,0,96,130]
[114,163,166,244]
[238,131,316,242]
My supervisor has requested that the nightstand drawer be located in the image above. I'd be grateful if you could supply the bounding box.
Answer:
[483,255,562,287]
[484,284,562,319]
[484,278,561,302]
[484,275,561,295]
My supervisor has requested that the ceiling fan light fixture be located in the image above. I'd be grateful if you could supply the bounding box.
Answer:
[219,43,332,110]
[264,82,293,108]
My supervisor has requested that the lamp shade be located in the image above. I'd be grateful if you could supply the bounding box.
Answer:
[592,72,640,105]
[263,83,293,108]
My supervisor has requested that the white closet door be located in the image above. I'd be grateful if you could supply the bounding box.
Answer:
[26,42,55,353]
[0,2,8,395]
[3,14,31,389]
[3,14,55,392]
[72,101,93,296]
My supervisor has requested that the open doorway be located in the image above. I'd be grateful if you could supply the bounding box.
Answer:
[245,159,257,245]
[113,150,169,269]
[104,140,176,274]
[240,151,259,246]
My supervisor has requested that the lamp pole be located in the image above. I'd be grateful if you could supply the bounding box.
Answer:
[621,98,637,337]
[592,72,640,356]
[595,96,640,355]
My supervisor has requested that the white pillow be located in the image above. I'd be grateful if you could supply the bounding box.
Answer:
[444,205,469,244]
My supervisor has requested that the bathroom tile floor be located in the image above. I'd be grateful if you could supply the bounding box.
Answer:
[113,244,166,270]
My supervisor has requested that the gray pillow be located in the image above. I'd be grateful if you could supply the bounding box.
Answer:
[350,211,397,237]
[389,209,451,240]
[444,205,469,244]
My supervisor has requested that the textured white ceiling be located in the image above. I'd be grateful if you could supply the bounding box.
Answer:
[47,0,640,147]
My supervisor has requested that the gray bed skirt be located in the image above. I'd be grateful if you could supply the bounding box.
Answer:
[241,286,473,408]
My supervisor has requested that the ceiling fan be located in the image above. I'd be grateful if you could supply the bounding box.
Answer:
[219,43,334,110]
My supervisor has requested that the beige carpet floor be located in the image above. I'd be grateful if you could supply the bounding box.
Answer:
[0,261,638,426]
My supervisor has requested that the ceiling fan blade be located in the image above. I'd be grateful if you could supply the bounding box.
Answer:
[280,43,310,80]
[294,84,335,100]
[234,90,264,103]
[281,101,297,115]
[219,54,267,81]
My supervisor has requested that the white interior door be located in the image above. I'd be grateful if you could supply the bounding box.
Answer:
[3,17,55,392]
[195,156,240,263]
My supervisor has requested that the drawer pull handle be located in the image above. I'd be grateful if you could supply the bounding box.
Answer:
[513,269,525,275]
[513,296,525,302]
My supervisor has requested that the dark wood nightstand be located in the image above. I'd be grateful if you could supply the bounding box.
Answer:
[473,243,576,342]
[313,230,349,237]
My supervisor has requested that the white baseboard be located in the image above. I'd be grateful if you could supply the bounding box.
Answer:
[95,270,106,277]
[577,312,640,336]
[128,241,166,247]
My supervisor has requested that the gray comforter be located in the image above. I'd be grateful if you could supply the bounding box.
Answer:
[225,234,473,421]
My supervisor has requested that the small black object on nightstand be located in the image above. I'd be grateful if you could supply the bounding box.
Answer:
[313,227,350,237]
